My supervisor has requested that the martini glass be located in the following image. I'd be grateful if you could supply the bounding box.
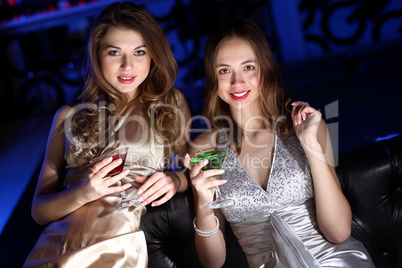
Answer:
[190,147,234,209]
[90,147,138,209]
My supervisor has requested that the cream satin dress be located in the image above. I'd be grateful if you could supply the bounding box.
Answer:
[24,107,164,268]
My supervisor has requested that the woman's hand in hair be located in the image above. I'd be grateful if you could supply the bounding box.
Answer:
[291,101,323,151]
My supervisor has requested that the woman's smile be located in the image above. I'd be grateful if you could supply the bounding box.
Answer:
[117,75,136,84]
[230,90,250,101]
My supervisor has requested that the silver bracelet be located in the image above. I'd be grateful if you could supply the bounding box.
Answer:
[193,216,219,237]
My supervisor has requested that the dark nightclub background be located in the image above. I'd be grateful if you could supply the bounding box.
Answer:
[0,0,401,266]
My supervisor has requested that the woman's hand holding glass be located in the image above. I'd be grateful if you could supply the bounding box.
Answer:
[184,154,227,208]
[80,156,132,204]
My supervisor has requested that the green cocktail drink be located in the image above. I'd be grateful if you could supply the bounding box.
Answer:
[190,147,234,209]
[190,150,227,171]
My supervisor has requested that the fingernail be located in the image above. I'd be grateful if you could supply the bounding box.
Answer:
[203,159,209,164]
[151,203,156,207]
[124,169,129,175]
[222,180,227,183]
[138,196,144,202]
[185,153,189,158]
[137,189,143,194]
[116,158,123,164]
[218,169,225,174]
[142,200,148,206]
[106,157,113,162]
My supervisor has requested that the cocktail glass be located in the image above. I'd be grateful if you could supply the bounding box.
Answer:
[190,147,234,209]
[90,147,138,209]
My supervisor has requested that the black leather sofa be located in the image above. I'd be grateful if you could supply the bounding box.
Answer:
[0,135,400,267]
[140,135,402,268]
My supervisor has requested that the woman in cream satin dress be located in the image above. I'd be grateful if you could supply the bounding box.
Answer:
[185,19,374,268]
[23,2,190,267]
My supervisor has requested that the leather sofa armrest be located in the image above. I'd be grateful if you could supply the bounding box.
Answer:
[336,135,402,268]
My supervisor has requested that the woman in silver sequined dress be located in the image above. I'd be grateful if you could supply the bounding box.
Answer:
[184,18,374,268]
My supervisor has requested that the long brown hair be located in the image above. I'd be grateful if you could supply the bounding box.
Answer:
[69,1,180,159]
[203,18,295,151]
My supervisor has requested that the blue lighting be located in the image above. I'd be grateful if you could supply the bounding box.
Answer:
[195,79,203,87]
[375,133,401,142]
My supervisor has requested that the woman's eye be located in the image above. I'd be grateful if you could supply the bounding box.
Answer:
[219,68,230,74]
[108,50,120,56]
[244,65,254,71]
[135,50,145,56]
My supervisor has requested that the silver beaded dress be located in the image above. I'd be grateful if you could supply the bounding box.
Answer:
[218,132,374,268]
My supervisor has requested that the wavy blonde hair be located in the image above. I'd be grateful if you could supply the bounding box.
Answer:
[203,18,295,152]
[69,1,180,161]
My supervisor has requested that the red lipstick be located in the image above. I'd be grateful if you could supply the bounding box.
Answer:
[117,76,135,84]
[230,90,250,101]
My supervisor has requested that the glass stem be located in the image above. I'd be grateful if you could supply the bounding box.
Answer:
[117,180,128,200]
[215,186,223,201]
[214,174,224,201]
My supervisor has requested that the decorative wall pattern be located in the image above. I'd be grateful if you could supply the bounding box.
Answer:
[298,0,402,56]
[0,0,401,120]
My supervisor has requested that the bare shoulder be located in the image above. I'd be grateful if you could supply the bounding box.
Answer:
[42,105,74,145]
[172,88,184,98]
[54,105,73,121]
[172,88,191,122]
[189,129,219,155]
[172,88,188,106]
[47,105,73,131]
